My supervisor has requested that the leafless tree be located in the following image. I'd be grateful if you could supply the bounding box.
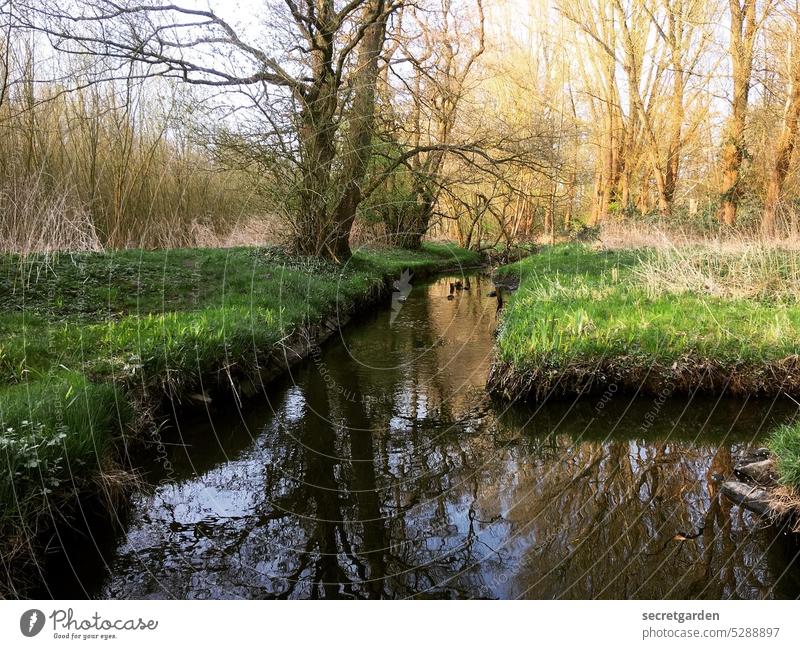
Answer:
[20,0,403,260]
[717,0,772,226]
[380,0,486,249]
[762,3,800,235]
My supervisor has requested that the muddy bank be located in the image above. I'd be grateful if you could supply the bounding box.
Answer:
[486,356,800,404]
[722,450,800,532]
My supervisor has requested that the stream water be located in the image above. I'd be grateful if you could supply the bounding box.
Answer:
[47,273,800,599]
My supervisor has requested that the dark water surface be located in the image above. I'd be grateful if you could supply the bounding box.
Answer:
[53,274,800,599]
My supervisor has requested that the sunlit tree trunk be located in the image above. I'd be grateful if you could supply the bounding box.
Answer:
[762,9,800,237]
[664,4,686,206]
[613,0,670,217]
[330,0,388,261]
[565,166,577,231]
[594,110,616,225]
[717,0,758,227]
[637,173,651,214]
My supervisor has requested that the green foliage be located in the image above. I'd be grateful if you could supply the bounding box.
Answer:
[0,242,479,534]
[0,374,126,529]
[496,244,800,370]
[769,424,800,489]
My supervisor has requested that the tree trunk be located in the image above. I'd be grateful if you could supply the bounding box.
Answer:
[594,115,615,225]
[565,167,577,231]
[762,17,800,238]
[590,168,603,225]
[390,190,432,250]
[295,16,338,257]
[329,0,388,261]
[663,0,689,208]
[296,96,337,255]
[717,0,757,227]
[652,163,670,217]
[664,64,684,205]
[637,174,651,214]
[619,169,631,214]
[544,201,554,244]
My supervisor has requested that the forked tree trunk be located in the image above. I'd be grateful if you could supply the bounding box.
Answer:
[652,163,670,217]
[329,0,388,261]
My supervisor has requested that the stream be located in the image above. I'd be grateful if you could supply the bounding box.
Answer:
[46,273,800,599]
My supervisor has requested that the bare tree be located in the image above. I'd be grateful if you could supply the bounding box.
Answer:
[384,0,485,249]
[21,0,401,260]
[762,4,800,236]
[717,0,769,226]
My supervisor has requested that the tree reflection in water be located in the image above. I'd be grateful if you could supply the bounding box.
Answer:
[97,275,800,599]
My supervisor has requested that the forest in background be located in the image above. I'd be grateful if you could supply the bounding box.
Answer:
[4,0,800,600]
[0,0,799,256]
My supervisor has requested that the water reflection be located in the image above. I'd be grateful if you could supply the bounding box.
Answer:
[94,275,800,599]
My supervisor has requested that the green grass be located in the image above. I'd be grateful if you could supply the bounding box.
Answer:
[0,375,128,533]
[496,244,800,372]
[494,243,800,487]
[0,243,479,385]
[0,242,479,568]
[769,423,800,488]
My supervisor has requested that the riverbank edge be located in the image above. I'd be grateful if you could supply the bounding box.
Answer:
[720,449,800,533]
[486,361,800,534]
[486,355,800,402]
[485,251,800,531]
[2,250,483,597]
[155,259,486,414]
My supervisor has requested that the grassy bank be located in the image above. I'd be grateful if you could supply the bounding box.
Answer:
[490,243,800,400]
[490,243,800,489]
[0,242,480,592]
[769,424,800,488]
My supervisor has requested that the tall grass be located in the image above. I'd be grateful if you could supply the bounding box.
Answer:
[635,244,800,301]
[0,69,258,252]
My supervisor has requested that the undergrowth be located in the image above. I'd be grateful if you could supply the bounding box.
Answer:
[0,241,479,591]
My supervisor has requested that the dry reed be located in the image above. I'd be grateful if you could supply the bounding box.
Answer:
[0,78,260,253]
